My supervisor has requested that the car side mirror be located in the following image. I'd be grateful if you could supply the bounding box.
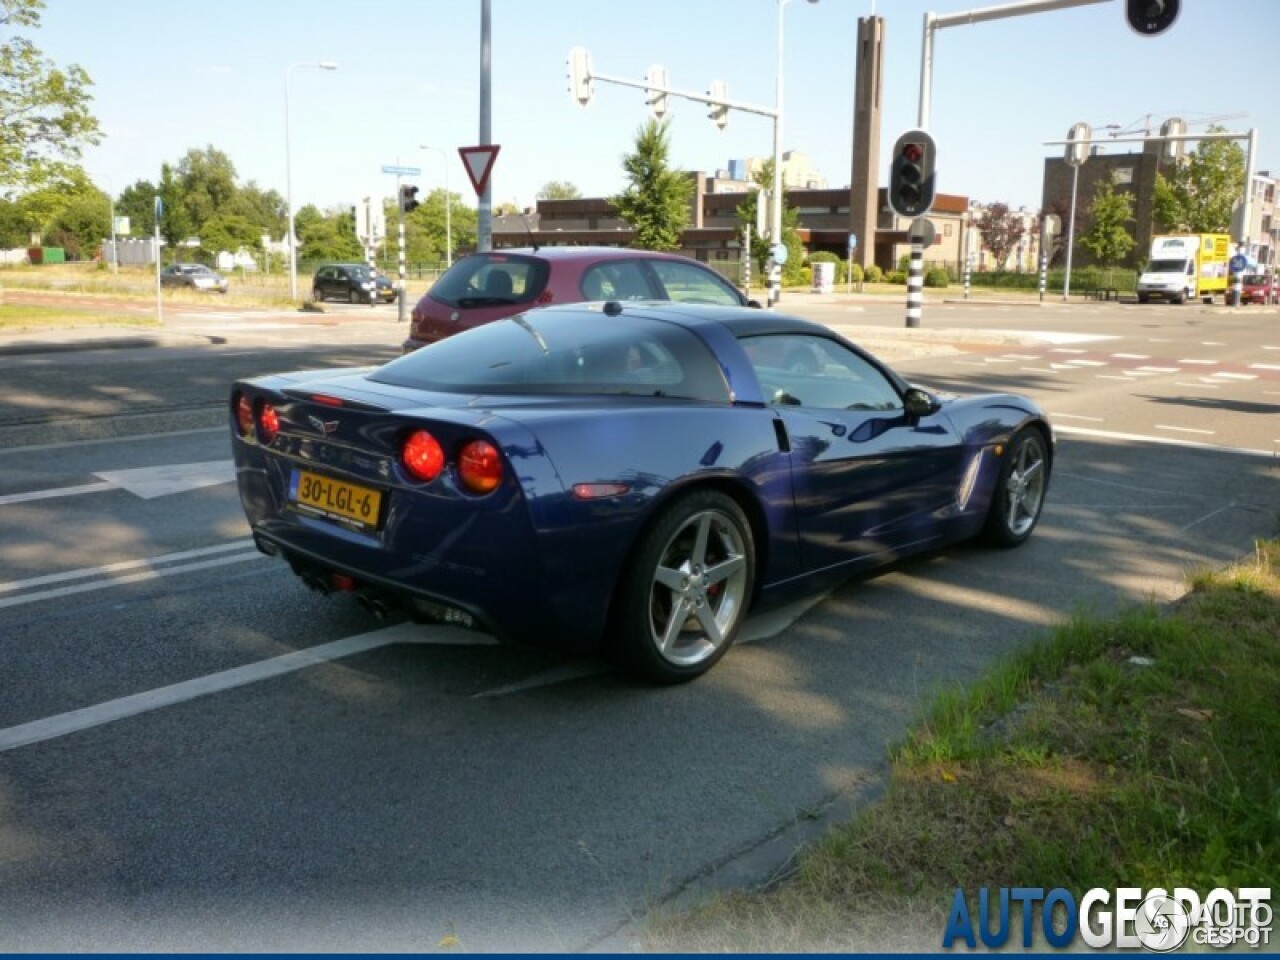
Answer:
[904,387,941,419]
[747,299,764,309]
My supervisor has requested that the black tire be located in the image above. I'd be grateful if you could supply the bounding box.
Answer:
[1137,294,1149,304]
[612,490,755,684]
[982,428,1050,548]
[348,288,360,304]
[312,286,324,303]
[1173,291,1186,305]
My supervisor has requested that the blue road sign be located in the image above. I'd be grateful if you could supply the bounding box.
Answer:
[1229,254,1248,273]
[381,165,422,176]
[847,232,857,251]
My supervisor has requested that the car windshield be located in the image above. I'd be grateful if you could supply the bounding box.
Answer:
[1147,259,1187,273]
[1244,274,1268,285]
[371,310,730,401]
[428,253,550,308]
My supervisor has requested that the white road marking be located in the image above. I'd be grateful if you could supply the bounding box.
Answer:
[1201,341,1225,346]
[0,459,235,505]
[1050,348,1087,354]
[999,353,1040,361]
[1209,372,1258,381]
[983,357,1016,364]
[1135,366,1180,373]
[0,480,117,506]
[1122,370,1160,377]
[1055,426,1276,458]
[1021,367,1058,374]
[1006,331,1119,344]
[1112,352,1150,359]
[1176,382,1218,389]
[1264,345,1280,351]
[0,622,500,753]
[0,551,264,609]
[1097,375,1135,381]
[1066,359,1107,367]
[1156,425,1214,435]
[0,540,254,594]
[1049,363,1079,370]
[952,361,989,368]
[1250,363,1280,371]
[1179,359,1218,365]
[1051,413,1104,422]
[94,460,235,499]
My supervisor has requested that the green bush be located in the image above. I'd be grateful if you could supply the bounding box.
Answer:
[866,264,884,283]
[849,263,864,285]
[924,267,950,288]
[808,251,844,284]
[886,270,906,284]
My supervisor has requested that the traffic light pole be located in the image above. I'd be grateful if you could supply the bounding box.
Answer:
[396,173,407,322]
[917,0,1110,129]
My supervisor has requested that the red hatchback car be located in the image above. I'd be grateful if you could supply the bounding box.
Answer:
[404,246,755,352]
[1241,273,1277,305]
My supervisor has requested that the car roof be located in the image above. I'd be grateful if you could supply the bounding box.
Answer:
[477,246,705,264]
[532,300,828,338]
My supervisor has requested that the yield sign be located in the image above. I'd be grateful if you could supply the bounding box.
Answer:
[458,144,501,196]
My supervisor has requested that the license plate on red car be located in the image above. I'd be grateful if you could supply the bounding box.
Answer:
[289,468,383,534]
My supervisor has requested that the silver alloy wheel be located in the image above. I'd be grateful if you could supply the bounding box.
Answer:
[1003,433,1047,537]
[647,508,748,668]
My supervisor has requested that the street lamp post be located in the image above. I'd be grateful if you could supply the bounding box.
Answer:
[420,145,452,269]
[284,60,337,302]
[769,0,818,308]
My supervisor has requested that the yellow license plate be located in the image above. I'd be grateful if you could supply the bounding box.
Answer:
[290,469,383,532]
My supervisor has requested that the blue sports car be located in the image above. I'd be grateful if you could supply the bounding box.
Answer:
[231,301,1052,683]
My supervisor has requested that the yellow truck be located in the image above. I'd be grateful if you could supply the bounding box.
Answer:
[1136,233,1230,304]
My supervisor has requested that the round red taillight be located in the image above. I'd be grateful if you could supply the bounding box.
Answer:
[402,429,445,482]
[257,403,280,443]
[234,393,254,437]
[458,440,503,495]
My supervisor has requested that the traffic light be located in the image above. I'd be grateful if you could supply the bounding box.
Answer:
[1126,0,1179,36]
[567,47,594,107]
[399,184,420,214]
[707,80,728,131]
[645,64,669,120]
[888,129,936,218]
[1064,122,1091,167]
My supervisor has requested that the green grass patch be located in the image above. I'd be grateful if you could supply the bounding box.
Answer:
[0,302,159,332]
[647,540,1280,951]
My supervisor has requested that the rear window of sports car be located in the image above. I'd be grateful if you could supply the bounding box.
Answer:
[371,312,731,402]
[429,253,550,308]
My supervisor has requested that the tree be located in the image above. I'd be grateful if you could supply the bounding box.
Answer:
[537,180,581,201]
[294,203,362,263]
[975,202,1025,270]
[175,146,239,235]
[0,0,101,192]
[406,188,475,262]
[115,179,158,237]
[1079,179,1135,269]
[610,118,691,251]
[735,158,804,283]
[1152,128,1245,234]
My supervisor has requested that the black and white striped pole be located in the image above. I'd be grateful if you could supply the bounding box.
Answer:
[905,217,934,328]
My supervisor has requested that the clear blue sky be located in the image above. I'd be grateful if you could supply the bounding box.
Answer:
[34,0,1280,215]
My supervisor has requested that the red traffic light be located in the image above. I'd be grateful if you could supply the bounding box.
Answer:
[901,142,924,164]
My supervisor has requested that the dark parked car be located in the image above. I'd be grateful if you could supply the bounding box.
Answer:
[404,246,754,352]
[232,302,1053,683]
[160,263,228,293]
[312,263,396,304]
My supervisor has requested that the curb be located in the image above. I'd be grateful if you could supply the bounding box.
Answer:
[0,331,223,357]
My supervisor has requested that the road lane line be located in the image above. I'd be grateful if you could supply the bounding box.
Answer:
[0,480,117,506]
[1179,359,1218,365]
[1020,367,1058,374]
[1135,366,1180,373]
[0,540,255,594]
[1050,348,1086,354]
[1051,413,1104,422]
[1112,353,1150,359]
[0,552,264,609]
[1097,375,1134,381]
[0,626,413,754]
[1201,341,1225,346]
[1055,425,1275,458]
[1209,372,1258,381]
[1066,359,1107,367]
[1250,363,1280,371]
[1176,382,1219,389]
[1156,425,1214,435]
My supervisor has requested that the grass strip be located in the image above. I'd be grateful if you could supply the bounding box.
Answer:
[0,303,159,332]
[648,540,1280,951]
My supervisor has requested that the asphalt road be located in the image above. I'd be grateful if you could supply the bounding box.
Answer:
[0,295,1276,951]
